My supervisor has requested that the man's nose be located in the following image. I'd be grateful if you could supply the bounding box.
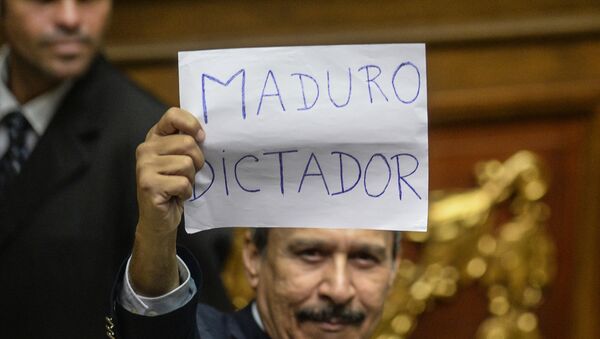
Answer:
[318,255,356,304]
[54,0,81,31]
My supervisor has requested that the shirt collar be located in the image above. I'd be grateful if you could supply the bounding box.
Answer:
[0,46,73,135]
[251,301,265,331]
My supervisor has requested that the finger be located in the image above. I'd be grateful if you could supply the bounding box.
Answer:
[139,172,193,205]
[161,175,194,202]
[152,107,204,142]
[138,134,205,171]
[152,155,197,185]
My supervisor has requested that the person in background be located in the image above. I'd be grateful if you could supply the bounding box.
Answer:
[0,1,230,337]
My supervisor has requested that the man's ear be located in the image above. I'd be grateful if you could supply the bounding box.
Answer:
[242,229,261,289]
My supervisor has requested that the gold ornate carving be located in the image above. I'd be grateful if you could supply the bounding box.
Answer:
[221,151,556,339]
[375,150,555,339]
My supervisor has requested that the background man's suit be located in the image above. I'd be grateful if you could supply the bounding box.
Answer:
[0,56,231,338]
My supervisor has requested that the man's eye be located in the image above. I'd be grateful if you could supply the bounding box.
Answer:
[351,252,380,267]
[297,249,324,262]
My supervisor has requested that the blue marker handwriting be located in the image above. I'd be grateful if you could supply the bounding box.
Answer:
[191,149,422,201]
[200,62,421,124]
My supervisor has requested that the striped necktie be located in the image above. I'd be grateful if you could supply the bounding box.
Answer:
[0,111,32,194]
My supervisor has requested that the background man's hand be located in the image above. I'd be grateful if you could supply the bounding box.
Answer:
[131,108,205,296]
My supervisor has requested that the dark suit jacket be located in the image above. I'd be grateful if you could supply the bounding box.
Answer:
[112,249,270,339]
[0,56,231,338]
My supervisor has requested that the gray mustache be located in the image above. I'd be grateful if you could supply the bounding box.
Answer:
[296,304,365,325]
[40,31,92,46]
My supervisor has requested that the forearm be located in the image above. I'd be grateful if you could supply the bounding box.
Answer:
[130,224,179,297]
[130,107,205,297]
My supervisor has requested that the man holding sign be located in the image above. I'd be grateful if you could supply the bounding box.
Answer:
[109,44,428,338]
[113,108,402,339]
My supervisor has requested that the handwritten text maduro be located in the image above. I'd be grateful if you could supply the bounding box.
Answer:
[191,149,423,201]
[200,62,421,124]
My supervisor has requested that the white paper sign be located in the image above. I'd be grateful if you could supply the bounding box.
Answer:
[179,44,428,232]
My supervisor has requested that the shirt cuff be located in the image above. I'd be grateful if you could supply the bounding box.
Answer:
[118,255,197,317]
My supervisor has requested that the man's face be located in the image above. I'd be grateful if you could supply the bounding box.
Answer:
[245,228,398,339]
[2,0,112,80]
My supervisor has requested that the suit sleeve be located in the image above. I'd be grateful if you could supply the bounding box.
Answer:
[109,247,203,339]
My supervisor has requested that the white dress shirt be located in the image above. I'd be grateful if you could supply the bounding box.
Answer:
[0,46,73,157]
[119,256,197,316]
[119,256,265,330]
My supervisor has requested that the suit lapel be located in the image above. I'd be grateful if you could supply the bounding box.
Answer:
[232,303,271,339]
[0,57,106,252]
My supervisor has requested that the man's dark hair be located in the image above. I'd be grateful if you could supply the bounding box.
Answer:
[251,228,401,259]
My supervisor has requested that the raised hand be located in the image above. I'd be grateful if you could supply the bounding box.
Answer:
[130,108,205,296]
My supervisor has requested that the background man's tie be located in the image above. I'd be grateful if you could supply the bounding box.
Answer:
[0,111,32,194]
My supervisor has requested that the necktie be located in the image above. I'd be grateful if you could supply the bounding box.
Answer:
[0,111,32,194]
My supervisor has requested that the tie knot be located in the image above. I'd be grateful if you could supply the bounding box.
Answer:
[2,111,30,135]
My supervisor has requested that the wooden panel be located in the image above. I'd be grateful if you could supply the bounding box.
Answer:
[122,62,178,105]
[572,108,600,339]
[108,0,600,49]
